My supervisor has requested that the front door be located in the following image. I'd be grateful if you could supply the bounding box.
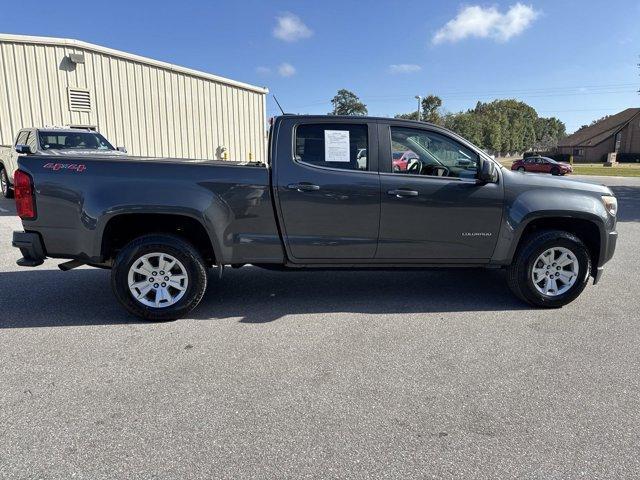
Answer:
[274,119,380,260]
[376,124,503,260]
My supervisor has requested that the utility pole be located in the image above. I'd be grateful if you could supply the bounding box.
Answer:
[415,95,422,121]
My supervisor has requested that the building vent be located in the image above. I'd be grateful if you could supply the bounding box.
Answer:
[68,88,91,112]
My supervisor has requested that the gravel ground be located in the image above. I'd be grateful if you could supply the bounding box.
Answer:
[0,175,639,479]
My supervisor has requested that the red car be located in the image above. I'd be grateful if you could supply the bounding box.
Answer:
[392,150,417,172]
[511,156,572,176]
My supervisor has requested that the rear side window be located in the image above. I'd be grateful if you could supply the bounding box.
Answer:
[295,123,368,171]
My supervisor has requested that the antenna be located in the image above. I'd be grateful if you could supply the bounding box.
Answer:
[273,95,286,115]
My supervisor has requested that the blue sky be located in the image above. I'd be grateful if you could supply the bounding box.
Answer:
[2,0,638,132]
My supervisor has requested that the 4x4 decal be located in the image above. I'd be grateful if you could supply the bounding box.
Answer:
[43,163,86,172]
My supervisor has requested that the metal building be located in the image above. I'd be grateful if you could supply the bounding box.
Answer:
[0,34,268,162]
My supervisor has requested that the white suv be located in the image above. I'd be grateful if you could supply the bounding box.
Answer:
[1,127,125,198]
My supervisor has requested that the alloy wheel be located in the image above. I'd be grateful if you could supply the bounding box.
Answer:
[531,247,579,296]
[127,252,189,308]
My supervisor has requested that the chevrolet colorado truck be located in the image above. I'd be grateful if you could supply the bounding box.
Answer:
[11,115,618,320]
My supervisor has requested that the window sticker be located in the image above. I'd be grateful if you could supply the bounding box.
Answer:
[324,130,350,162]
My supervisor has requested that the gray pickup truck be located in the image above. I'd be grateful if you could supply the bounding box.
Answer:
[12,115,618,320]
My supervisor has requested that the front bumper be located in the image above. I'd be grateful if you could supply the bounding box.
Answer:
[12,231,46,267]
[593,230,618,284]
[602,230,618,265]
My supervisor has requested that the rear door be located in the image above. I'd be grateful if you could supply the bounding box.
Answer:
[533,158,545,173]
[273,118,380,260]
[376,123,503,260]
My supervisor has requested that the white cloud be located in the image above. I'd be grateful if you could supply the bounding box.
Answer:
[389,64,422,74]
[278,63,296,77]
[432,3,539,44]
[273,13,313,42]
[256,66,271,75]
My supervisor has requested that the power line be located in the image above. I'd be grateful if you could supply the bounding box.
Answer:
[282,82,638,111]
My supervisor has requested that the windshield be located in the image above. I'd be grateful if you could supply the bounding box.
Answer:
[542,157,558,164]
[38,131,115,151]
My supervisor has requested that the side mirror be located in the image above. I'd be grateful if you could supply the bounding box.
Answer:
[117,146,127,153]
[15,144,33,155]
[478,159,499,184]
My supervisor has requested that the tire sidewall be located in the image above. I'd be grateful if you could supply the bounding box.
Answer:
[517,166,525,172]
[519,235,590,307]
[0,167,9,198]
[111,235,207,321]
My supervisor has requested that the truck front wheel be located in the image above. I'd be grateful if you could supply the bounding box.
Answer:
[111,234,208,321]
[506,230,591,308]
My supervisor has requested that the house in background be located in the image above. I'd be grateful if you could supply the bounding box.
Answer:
[556,108,640,163]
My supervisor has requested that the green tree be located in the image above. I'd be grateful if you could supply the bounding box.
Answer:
[329,89,368,115]
[395,94,444,125]
[395,111,419,121]
[421,95,443,124]
[533,117,566,150]
[432,98,566,155]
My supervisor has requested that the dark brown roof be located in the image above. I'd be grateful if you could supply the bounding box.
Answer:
[557,108,640,148]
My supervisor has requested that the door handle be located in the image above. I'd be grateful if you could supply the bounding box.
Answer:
[387,189,419,198]
[287,183,320,192]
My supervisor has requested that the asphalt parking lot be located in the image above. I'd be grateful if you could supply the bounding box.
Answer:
[1,175,639,479]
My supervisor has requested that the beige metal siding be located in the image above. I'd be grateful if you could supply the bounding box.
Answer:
[0,36,267,162]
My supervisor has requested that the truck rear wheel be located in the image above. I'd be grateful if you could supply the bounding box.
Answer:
[1,167,13,198]
[506,230,591,308]
[111,234,208,321]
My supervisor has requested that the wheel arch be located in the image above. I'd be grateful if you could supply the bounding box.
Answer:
[100,212,220,266]
[508,213,604,276]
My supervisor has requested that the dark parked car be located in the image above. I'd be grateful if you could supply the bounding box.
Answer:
[12,115,617,320]
[511,156,573,175]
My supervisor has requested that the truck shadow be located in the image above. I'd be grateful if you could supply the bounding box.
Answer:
[0,266,527,328]
[198,267,527,324]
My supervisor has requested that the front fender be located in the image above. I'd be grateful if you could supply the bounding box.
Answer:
[491,188,609,265]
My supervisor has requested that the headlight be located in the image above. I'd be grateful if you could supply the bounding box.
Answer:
[602,195,618,216]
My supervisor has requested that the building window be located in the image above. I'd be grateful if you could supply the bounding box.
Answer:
[614,132,622,152]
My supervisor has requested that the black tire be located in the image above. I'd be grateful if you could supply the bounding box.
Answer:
[517,166,525,172]
[0,166,13,199]
[111,234,208,321]
[551,167,560,176]
[506,230,591,308]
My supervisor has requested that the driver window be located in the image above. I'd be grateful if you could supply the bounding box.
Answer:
[389,127,479,179]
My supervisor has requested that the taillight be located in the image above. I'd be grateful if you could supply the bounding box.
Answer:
[14,170,36,220]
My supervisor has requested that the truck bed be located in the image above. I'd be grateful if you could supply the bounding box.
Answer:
[17,154,284,265]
